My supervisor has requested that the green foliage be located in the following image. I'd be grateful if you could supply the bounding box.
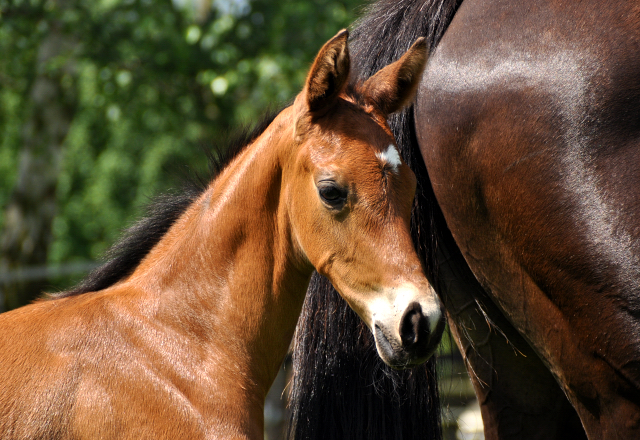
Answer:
[0,0,363,274]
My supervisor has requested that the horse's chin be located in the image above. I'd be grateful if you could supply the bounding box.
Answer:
[373,318,445,369]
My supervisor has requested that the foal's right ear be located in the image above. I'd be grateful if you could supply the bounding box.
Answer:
[361,38,428,116]
[303,29,350,115]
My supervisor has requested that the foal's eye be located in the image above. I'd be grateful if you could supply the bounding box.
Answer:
[317,181,348,209]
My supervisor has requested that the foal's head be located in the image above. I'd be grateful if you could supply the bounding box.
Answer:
[288,30,444,367]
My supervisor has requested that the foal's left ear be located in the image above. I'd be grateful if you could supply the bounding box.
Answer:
[304,29,350,114]
[361,38,428,116]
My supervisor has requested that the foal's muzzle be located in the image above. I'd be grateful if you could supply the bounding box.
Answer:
[373,300,445,369]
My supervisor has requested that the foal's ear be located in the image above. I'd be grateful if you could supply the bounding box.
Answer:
[361,38,428,116]
[304,29,350,114]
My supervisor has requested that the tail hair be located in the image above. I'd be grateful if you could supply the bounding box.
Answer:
[287,273,441,440]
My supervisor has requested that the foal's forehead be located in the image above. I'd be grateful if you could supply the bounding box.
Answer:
[311,141,403,177]
[311,99,400,162]
[375,144,403,172]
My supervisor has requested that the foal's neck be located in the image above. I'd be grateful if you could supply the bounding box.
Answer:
[126,106,311,433]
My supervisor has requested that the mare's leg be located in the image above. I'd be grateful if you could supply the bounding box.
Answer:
[435,238,586,440]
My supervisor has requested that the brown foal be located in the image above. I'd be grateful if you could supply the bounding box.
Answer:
[0,31,443,439]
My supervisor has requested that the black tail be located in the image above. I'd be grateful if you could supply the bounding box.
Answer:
[287,1,462,439]
[287,274,441,440]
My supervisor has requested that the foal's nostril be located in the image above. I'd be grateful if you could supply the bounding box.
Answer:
[399,302,429,347]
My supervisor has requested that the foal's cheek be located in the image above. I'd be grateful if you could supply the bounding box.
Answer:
[288,192,327,269]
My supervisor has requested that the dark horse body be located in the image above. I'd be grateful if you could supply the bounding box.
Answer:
[289,0,640,439]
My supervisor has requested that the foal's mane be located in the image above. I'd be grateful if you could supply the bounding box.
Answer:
[54,110,281,299]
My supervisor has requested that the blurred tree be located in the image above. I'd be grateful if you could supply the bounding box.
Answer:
[0,0,363,311]
[0,0,79,309]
